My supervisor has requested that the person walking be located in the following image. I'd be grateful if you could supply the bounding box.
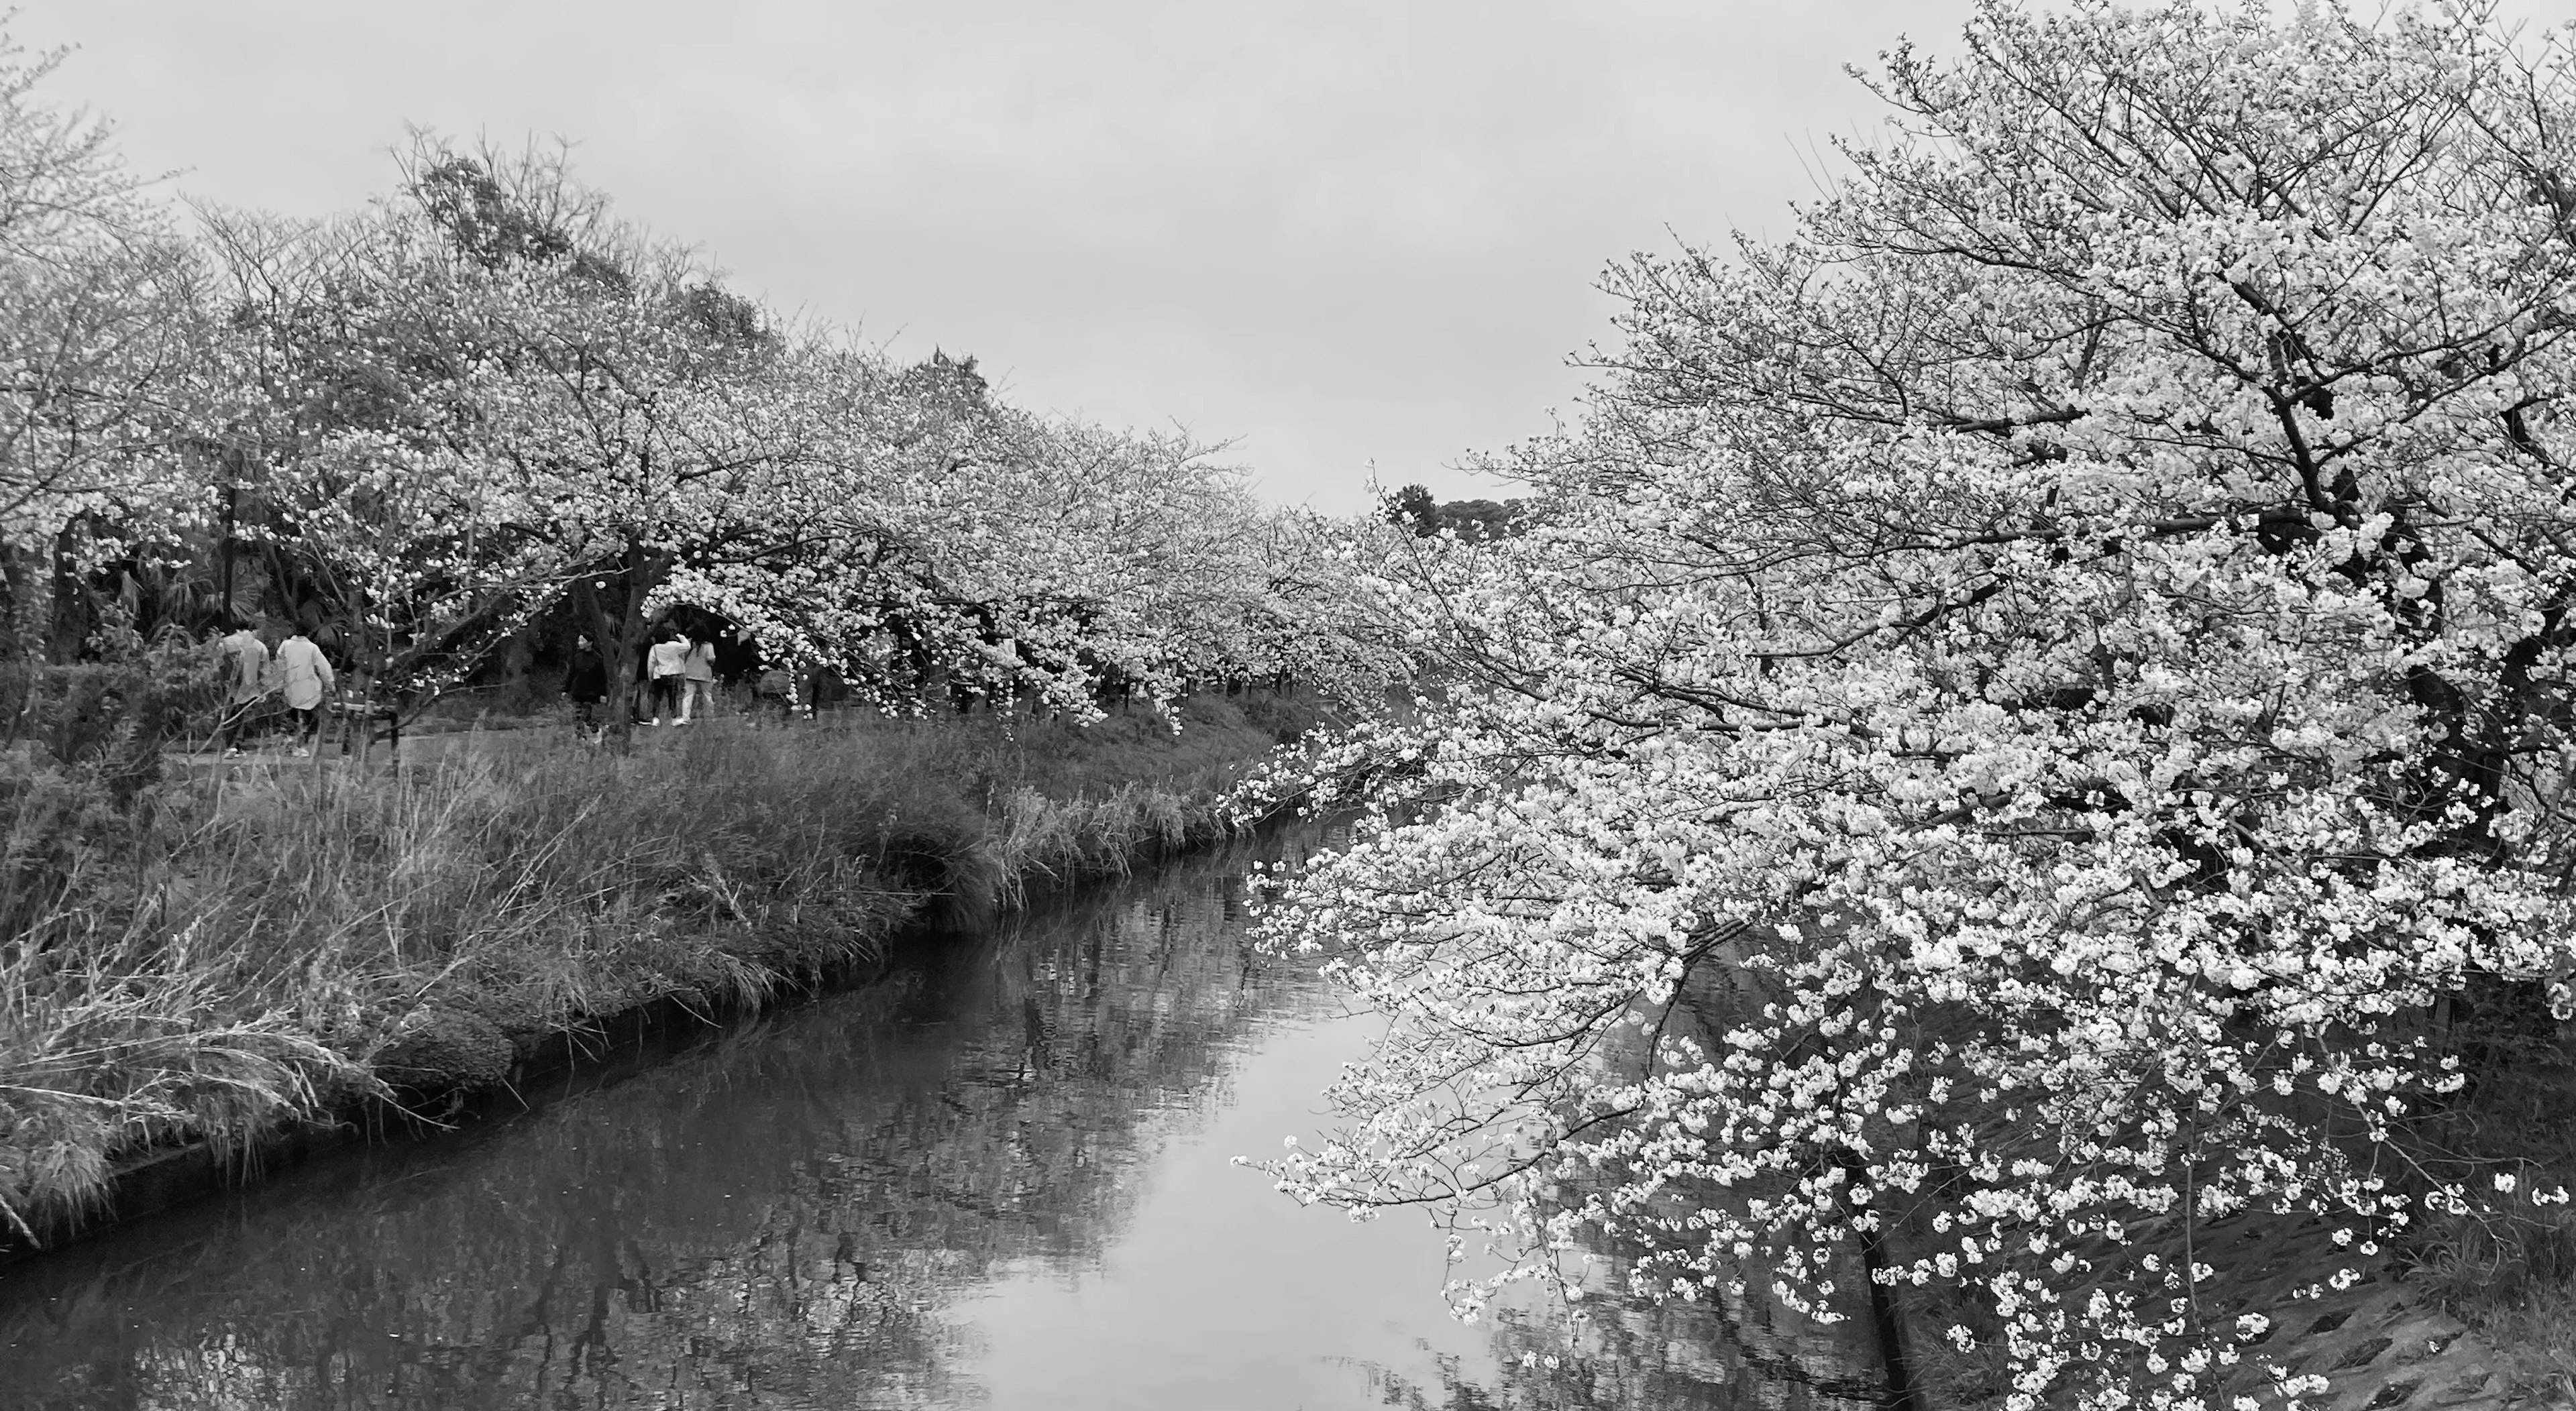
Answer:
[646,627,690,726]
[215,618,270,756]
[272,627,335,757]
[565,635,608,742]
[680,635,718,724]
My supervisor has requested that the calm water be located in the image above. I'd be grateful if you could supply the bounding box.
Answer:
[0,833,1875,1410]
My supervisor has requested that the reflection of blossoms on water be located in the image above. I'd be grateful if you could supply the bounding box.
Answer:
[1452,1229,1882,1411]
[1339,1275,1880,1411]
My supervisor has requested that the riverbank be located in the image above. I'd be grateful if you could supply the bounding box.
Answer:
[0,832,1659,1411]
[0,692,1320,1259]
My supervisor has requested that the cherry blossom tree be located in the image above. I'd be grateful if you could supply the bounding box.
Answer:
[1256,3,2576,1404]
[0,26,210,655]
[5,35,1406,730]
[888,414,1273,712]
[686,384,1391,722]
[197,193,571,734]
[468,244,841,742]
[1228,504,1413,705]
[213,141,861,742]
[932,422,1404,714]
[209,139,1371,742]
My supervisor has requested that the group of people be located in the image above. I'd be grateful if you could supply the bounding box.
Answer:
[558,627,731,740]
[211,616,841,754]
[215,619,338,757]
[643,628,720,725]
[559,626,849,740]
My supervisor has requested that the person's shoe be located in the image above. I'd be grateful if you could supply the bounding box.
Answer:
[222,746,242,758]
[292,747,311,758]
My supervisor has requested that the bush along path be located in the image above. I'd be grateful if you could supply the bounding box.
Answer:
[0,693,1320,1262]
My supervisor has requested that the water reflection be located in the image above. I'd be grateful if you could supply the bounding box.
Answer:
[0,833,1876,1410]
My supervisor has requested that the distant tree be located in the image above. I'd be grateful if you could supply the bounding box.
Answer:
[906,347,993,422]
[409,153,576,269]
[1381,483,1438,536]
[698,400,1279,717]
[1433,497,1519,541]
[1379,485,1524,541]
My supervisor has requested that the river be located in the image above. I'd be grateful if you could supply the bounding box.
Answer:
[0,830,1878,1410]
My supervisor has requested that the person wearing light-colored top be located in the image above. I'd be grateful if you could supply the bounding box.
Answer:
[646,628,690,726]
[680,637,717,723]
[216,620,270,756]
[271,630,335,757]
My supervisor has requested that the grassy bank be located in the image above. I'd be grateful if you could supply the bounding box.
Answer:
[0,692,1318,1249]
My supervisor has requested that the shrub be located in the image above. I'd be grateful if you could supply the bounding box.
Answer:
[0,634,225,795]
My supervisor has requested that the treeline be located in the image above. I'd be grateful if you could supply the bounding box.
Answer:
[0,34,1396,744]
[1378,483,1523,541]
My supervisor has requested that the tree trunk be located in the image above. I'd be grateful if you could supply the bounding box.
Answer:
[576,543,660,752]
[219,478,237,620]
[0,543,30,661]
[48,518,92,664]
[1858,1214,1921,1411]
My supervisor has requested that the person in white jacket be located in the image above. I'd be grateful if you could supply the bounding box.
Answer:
[271,629,335,757]
[645,628,690,726]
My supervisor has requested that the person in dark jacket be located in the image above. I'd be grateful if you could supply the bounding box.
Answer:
[565,636,608,742]
[805,663,849,718]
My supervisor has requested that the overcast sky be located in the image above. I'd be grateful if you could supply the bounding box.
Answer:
[18,1,2576,513]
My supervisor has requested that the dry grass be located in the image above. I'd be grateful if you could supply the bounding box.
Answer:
[2405,1204,2576,1392]
[0,692,1323,1237]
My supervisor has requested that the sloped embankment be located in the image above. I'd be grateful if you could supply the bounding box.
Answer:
[0,693,1317,1261]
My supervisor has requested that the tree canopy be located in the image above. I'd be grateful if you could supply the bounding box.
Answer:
[0,65,1399,735]
[1258,2,2576,1403]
